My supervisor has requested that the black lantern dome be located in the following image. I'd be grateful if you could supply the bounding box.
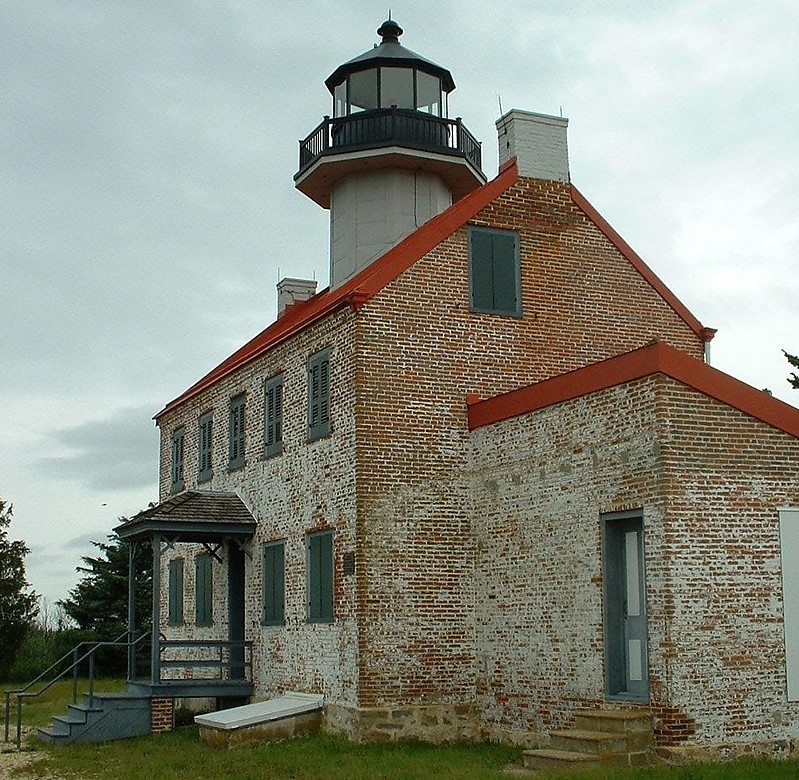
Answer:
[325,18,455,118]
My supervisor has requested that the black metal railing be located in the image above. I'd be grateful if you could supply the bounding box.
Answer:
[298,108,482,176]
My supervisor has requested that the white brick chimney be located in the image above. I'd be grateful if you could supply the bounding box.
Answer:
[277,277,317,317]
[496,109,569,182]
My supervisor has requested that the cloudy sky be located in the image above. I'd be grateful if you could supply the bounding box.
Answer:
[2,1,797,606]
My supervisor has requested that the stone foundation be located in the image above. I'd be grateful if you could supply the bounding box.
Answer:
[656,737,799,764]
[199,710,322,749]
[324,702,479,743]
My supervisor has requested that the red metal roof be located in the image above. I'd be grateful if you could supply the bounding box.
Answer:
[156,163,713,421]
[155,160,520,420]
[467,340,799,439]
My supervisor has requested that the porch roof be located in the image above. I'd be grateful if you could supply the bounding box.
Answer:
[114,490,257,543]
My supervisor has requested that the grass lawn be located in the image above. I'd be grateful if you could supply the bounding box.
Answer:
[4,682,799,780]
[10,729,799,780]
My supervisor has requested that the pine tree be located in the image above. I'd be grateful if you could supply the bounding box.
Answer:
[0,498,38,680]
[58,534,152,639]
[785,350,799,390]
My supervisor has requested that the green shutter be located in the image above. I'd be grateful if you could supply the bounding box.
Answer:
[308,531,334,623]
[229,395,245,469]
[171,428,185,492]
[264,376,283,457]
[196,555,213,626]
[469,226,520,315]
[470,228,495,311]
[168,559,184,625]
[262,542,285,625]
[198,412,213,482]
[308,350,331,441]
[492,231,519,314]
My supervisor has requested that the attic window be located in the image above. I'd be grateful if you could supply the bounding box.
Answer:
[468,226,521,316]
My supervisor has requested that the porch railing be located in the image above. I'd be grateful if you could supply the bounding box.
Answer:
[298,108,482,176]
[156,639,253,681]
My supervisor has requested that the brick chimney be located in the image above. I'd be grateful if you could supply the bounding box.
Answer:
[496,109,569,182]
[277,277,317,317]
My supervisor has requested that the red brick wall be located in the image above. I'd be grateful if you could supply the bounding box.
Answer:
[353,177,704,708]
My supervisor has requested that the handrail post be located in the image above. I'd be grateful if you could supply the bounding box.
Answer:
[72,647,79,704]
[4,690,10,742]
[88,653,95,707]
[15,698,22,749]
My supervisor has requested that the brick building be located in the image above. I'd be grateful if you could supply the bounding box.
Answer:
[117,18,799,755]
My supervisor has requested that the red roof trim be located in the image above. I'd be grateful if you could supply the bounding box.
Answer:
[468,340,799,439]
[570,186,713,342]
[155,162,520,420]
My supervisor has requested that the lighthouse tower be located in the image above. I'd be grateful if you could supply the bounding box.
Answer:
[294,19,486,288]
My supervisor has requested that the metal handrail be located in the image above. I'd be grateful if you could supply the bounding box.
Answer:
[3,630,150,749]
[297,107,482,176]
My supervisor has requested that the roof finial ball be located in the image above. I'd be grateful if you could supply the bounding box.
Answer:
[377,17,403,42]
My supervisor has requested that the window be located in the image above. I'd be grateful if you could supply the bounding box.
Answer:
[264,374,284,458]
[198,411,213,482]
[167,558,184,626]
[468,226,521,316]
[307,530,334,623]
[229,394,245,470]
[170,427,185,493]
[308,349,331,441]
[195,554,213,626]
[262,541,285,626]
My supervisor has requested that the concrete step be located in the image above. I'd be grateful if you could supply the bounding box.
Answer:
[523,748,600,771]
[550,728,627,755]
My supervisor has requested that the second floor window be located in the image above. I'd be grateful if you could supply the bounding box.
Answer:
[264,374,284,458]
[308,349,330,442]
[171,427,184,493]
[229,394,245,470]
[198,411,213,482]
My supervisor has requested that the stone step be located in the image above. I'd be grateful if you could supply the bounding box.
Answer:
[575,708,653,738]
[523,748,600,771]
[550,728,627,755]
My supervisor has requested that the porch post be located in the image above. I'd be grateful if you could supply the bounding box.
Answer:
[127,540,137,681]
[151,535,161,686]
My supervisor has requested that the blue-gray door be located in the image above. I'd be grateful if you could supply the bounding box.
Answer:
[603,512,649,701]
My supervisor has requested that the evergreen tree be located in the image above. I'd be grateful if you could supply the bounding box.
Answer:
[58,533,152,639]
[785,350,799,389]
[0,498,38,680]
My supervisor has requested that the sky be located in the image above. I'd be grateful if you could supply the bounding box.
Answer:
[2,1,797,607]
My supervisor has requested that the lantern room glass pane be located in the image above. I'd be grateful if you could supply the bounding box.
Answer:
[417,71,442,115]
[348,69,378,113]
[380,67,413,109]
[334,81,346,117]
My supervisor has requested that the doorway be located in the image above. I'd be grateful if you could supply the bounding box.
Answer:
[603,511,649,701]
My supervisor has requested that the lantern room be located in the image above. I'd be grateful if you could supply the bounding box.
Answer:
[294,19,486,289]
